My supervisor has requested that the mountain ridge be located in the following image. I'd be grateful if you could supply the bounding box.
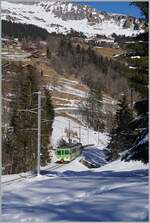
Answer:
[1,0,146,37]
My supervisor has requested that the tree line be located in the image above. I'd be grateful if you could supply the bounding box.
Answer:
[2,20,50,41]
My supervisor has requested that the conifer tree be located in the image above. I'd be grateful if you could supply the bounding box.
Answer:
[81,89,104,131]
[130,2,148,22]
[108,94,134,160]
[121,99,149,164]
[10,64,40,173]
[40,88,55,165]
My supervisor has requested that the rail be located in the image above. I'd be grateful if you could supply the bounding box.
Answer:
[2,163,65,185]
[82,144,94,148]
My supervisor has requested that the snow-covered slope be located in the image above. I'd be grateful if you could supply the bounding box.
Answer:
[51,116,109,147]
[2,158,148,222]
[96,158,148,172]
[2,0,145,37]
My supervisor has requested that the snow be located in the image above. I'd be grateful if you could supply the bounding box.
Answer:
[55,157,88,172]
[67,3,72,12]
[131,56,141,59]
[60,78,79,84]
[54,107,78,111]
[129,66,137,69]
[2,171,35,184]
[113,54,120,57]
[96,158,148,172]
[136,133,148,146]
[1,51,31,61]
[51,116,109,148]
[48,84,87,97]
[125,41,136,43]
[2,111,148,222]
[46,77,88,99]
[2,158,148,222]
[82,147,108,167]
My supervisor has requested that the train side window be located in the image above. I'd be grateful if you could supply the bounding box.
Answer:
[62,150,64,155]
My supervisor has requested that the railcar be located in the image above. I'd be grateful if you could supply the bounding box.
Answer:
[56,143,82,163]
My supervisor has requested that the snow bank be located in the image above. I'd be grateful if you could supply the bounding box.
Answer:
[96,158,148,172]
[55,157,88,172]
[81,147,108,167]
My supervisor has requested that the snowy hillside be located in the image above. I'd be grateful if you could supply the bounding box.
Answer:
[1,0,145,37]
[52,116,109,147]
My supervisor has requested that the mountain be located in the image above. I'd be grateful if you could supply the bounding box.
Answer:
[1,0,146,37]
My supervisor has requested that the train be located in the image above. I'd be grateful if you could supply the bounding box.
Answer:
[56,142,83,163]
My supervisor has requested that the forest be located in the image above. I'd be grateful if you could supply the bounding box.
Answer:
[2,63,55,174]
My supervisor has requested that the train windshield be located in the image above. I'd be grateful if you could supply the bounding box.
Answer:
[57,150,61,155]
[65,150,69,155]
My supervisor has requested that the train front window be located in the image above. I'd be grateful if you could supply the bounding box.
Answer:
[57,151,61,155]
[65,150,69,155]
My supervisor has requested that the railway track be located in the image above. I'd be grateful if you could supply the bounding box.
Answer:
[2,163,64,185]
[44,163,64,171]
[2,172,36,185]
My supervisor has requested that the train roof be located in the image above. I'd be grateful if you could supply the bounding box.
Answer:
[57,143,82,149]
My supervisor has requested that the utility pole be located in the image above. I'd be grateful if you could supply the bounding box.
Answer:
[97,126,99,145]
[131,88,133,109]
[87,127,89,145]
[68,120,71,144]
[0,31,2,222]
[79,125,81,143]
[37,91,41,176]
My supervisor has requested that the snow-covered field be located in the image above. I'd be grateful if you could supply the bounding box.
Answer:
[2,158,148,222]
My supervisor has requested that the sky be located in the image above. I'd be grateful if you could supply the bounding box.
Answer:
[75,1,142,18]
